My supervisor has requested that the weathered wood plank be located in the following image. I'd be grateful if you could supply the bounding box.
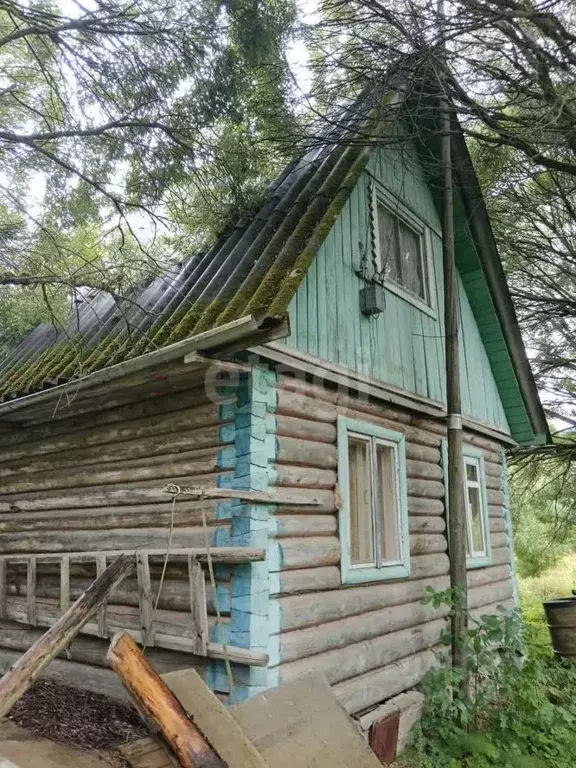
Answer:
[59,555,70,614]
[137,553,154,648]
[188,556,208,656]
[26,557,36,627]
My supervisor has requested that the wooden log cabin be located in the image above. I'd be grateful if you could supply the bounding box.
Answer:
[0,86,548,758]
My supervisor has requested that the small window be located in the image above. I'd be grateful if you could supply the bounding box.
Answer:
[338,417,410,583]
[376,202,430,305]
[441,442,492,569]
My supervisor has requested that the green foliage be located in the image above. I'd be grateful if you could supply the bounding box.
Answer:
[510,453,576,578]
[403,588,576,768]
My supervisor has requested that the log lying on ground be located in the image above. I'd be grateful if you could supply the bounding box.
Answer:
[108,632,225,768]
[0,553,133,718]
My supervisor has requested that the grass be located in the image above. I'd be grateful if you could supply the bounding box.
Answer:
[518,553,576,658]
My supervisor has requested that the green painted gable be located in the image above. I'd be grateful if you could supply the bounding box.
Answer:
[280,138,528,439]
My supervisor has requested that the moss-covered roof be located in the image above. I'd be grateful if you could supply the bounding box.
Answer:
[0,101,378,401]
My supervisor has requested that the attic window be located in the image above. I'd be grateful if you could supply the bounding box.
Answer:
[376,202,430,304]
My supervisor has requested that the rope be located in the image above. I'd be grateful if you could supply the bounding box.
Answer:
[144,486,177,652]
[201,506,237,704]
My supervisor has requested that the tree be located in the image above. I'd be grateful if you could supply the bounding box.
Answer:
[0,0,298,340]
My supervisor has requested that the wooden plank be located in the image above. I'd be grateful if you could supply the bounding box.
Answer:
[164,485,323,507]
[230,673,382,768]
[188,556,208,656]
[60,555,70,614]
[120,739,177,768]
[161,668,269,768]
[0,559,6,620]
[108,632,225,768]
[96,555,108,639]
[26,556,36,627]
[118,737,178,768]
[137,552,154,647]
[0,547,266,564]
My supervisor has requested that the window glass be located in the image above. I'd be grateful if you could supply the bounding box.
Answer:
[377,202,428,303]
[375,442,401,563]
[348,436,374,565]
[467,485,485,555]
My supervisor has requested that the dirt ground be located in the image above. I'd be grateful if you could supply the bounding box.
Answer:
[0,679,148,767]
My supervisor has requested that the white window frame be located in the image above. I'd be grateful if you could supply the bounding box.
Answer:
[441,441,492,569]
[337,416,410,584]
[372,185,437,318]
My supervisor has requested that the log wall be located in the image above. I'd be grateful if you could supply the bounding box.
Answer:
[267,373,515,720]
[0,366,237,684]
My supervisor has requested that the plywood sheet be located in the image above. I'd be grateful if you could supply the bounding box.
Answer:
[230,674,382,768]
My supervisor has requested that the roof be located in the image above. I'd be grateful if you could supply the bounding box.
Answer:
[0,79,549,444]
[0,96,378,402]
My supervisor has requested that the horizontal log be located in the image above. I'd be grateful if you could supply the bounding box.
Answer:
[409,534,447,555]
[467,565,511,589]
[484,460,502,479]
[5,573,227,615]
[275,436,338,470]
[171,485,327,508]
[0,384,224,453]
[279,618,445,686]
[487,489,503,506]
[489,517,506,533]
[470,598,514,621]
[488,504,504,518]
[333,648,437,715]
[469,579,514,610]
[0,502,222,535]
[406,444,441,464]
[0,474,224,511]
[277,599,446,663]
[0,526,229,555]
[276,574,453,632]
[0,619,208,674]
[491,546,511,566]
[0,547,265,564]
[407,460,442,481]
[0,451,228,496]
[408,497,445,517]
[407,479,445,499]
[490,532,509,550]
[411,552,450,579]
[485,474,502,491]
[273,514,338,538]
[271,566,341,595]
[273,414,336,444]
[409,516,446,534]
[272,464,336,490]
[272,537,340,571]
[0,402,228,464]
[0,426,227,479]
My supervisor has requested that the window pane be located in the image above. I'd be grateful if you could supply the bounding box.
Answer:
[467,485,486,556]
[375,443,401,564]
[378,205,401,282]
[399,221,425,299]
[349,437,374,565]
[466,461,479,483]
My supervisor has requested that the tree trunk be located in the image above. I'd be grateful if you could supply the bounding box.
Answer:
[108,632,226,768]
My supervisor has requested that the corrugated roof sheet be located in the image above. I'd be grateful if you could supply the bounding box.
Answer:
[0,95,379,401]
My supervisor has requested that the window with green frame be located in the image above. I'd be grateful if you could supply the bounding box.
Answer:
[441,441,492,569]
[337,416,410,584]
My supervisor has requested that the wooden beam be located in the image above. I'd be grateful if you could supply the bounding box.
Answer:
[0,554,134,718]
[96,555,108,639]
[108,632,226,768]
[26,556,36,627]
[188,556,208,656]
[163,484,322,507]
[137,553,154,648]
[0,547,266,565]
[60,555,70,614]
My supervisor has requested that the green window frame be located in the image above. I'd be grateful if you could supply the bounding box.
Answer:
[337,416,410,584]
[441,441,492,569]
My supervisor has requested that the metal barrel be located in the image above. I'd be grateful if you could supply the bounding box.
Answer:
[543,599,576,658]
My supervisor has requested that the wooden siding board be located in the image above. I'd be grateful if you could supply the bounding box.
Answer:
[280,138,533,441]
